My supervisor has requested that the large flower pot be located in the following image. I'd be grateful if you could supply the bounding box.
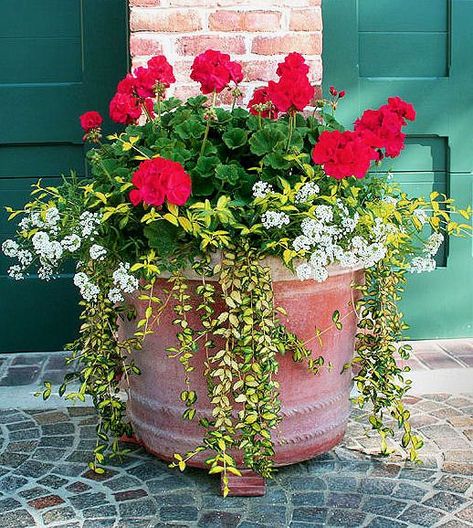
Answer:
[121,261,362,494]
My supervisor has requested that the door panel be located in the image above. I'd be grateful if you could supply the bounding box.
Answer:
[0,0,129,352]
[323,0,473,338]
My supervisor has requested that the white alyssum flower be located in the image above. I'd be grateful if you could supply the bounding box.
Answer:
[342,212,359,233]
[2,239,19,258]
[261,211,290,229]
[8,265,24,280]
[79,211,101,239]
[112,262,139,294]
[295,182,320,203]
[73,271,100,302]
[89,244,107,261]
[18,216,31,231]
[292,235,313,252]
[252,181,274,198]
[61,234,81,253]
[313,266,329,283]
[425,232,444,256]
[413,209,428,226]
[32,231,50,251]
[309,249,329,268]
[38,265,54,281]
[108,288,124,304]
[409,256,436,274]
[300,218,321,239]
[17,249,33,267]
[296,263,313,281]
[45,207,60,228]
[315,205,334,224]
[383,196,398,206]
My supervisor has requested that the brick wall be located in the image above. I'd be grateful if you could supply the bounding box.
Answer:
[129,0,323,104]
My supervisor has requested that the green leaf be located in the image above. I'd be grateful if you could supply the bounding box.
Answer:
[215,164,247,186]
[249,126,285,156]
[143,221,179,257]
[222,127,248,149]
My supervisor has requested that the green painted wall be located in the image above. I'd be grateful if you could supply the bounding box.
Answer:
[322,0,473,338]
[0,0,129,352]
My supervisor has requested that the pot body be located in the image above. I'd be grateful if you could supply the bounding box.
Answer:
[122,263,363,468]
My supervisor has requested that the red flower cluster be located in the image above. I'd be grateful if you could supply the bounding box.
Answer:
[248,52,315,116]
[190,50,243,94]
[329,86,345,99]
[354,97,416,158]
[312,130,379,180]
[247,87,279,119]
[312,97,416,179]
[109,56,175,125]
[129,157,192,207]
[80,111,103,132]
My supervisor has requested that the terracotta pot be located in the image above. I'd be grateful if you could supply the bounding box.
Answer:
[121,260,362,474]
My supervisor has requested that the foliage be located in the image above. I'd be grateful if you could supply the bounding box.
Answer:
[3,51,472,490]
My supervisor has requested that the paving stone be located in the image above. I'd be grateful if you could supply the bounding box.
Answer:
[401,504,445,527]
[39,435,75,448]
[247,504,287,525]
[42,422,75,435]
[42,506,76,525]
[154,491,197,507]
[286,476,327,491]
[362,496,407,517]
[359,477,397,496]
[119,498,158,518]
[0,497,22,513]
[291,492,324,506]
[393,481,428,500]
[114,489,148,501]
[33,447,67,461]
[28,494,65,509]
[7,440,39,453]
[197,510,242,527]
[0,474,28,492]
[0,508,35,528]
[325,475,358,491]
[37,474,69,489]
[6,420,37,431]
[51,463,85,477]
[69,492,107,509]
[16,459,53,478]
[104,475,143,491]
[326,492,362,509]
[456,506,473,523]
[128,462,164,481]
[326,509,367,527]
[83,505,118,518]
[0,366,40,386]
[65,481,91,493]
[18,486,51,499]
[83,521,115,528]
[9,429,40,441]
[440,521,473,528]
[147,476,192,493]
[423,491,468,512]
[291,507,328,524]
[0,452,29,467]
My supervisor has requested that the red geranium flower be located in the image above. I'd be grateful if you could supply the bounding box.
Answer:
[354,106,406,158]
[109,92,142,125]
[129,157,192,207]
[147,55,176,88]
[190,49,243,94]
[116,73,135,95]
[133,66,160,99]
[276,52,309,77]
[312,130,379,179]
[386,96,416,123]
[267,72,314,113]
[247,87,278,119]
[79,111,103,132]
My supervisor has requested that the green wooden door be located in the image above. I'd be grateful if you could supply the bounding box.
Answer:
[323,0,473,339]
[0,0,129,352]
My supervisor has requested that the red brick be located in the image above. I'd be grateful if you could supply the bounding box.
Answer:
[241,60,279,82]
[216,85,248,105]
[177,35,246,55]
[252,33,322,56]
[130,8,202,32]
[173,84,201,100]
[173,60,195,83]
[209,10,281,32]
[289,7,322,31]
[130,34,163,57]
[283,0,321,5]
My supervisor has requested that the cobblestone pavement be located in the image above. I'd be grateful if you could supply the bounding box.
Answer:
[0,392,472,528]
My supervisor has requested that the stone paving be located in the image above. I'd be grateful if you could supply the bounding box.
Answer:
[0,393,472,528]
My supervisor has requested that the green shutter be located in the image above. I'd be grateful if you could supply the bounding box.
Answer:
[0,0,129,352]
[322,0,473,338]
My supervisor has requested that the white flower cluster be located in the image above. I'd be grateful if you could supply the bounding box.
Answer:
[89,244,107,261]
[61,234,81,253]
[79,211,101,239]
[73,271,100,302]
[425,232,444,256]
[18,207,61,235]
[295,182,320,203]
[409,256,436,274]
[252,181,274,199]
[108,262,139,303]
[292,202,389,282]
[261,211,290,229]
